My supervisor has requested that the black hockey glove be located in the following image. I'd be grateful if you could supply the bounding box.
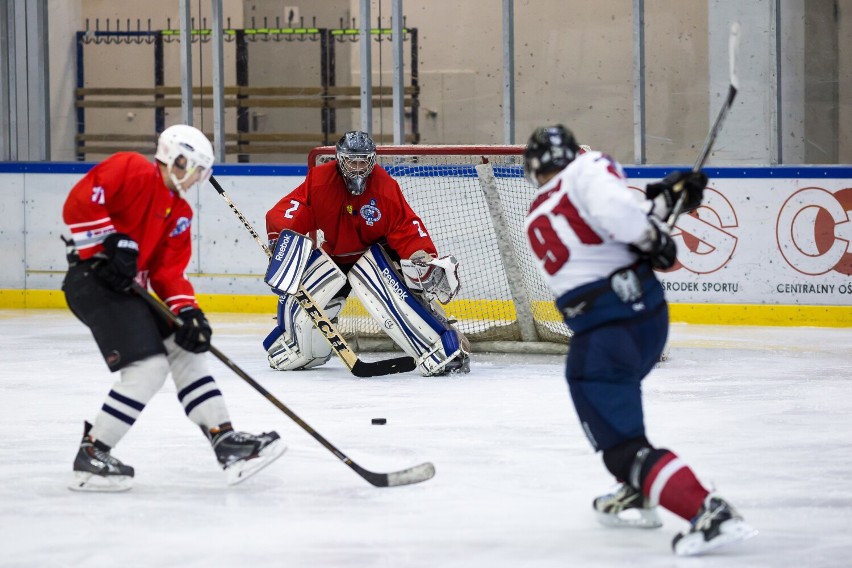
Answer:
[645,170,708,214]
[174,307,212,353]
[646,223,677,270]
[630,220,677,270]
[96,233,139,292]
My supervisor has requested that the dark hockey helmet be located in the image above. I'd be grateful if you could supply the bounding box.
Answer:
[523,125,580,186]
[335,131,377,196]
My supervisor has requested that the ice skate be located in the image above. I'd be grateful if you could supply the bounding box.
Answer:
[432,330,471,375]
[593,483,662,529]
[672,495,757,556]
[68,421,134,492]
[210,427,286,486]
[440,351,471,375]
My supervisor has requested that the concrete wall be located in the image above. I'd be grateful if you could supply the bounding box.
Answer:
[42,0,852,165]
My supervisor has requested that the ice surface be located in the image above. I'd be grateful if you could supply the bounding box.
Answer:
[2,310,851,567]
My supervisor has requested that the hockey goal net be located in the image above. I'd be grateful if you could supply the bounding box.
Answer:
[308,145,571,352]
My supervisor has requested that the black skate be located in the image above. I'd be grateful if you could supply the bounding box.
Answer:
[441,351,471,375]
[593,483,662,529]
[68,421,134,492]
[209,427,286,486]
[672,495,757,556]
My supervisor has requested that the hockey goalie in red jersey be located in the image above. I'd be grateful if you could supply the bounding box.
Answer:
[62,125,285,492]
[262,131,469,376]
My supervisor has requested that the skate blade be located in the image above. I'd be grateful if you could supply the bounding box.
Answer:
[68,471,133,492]
[674,519,758,556]
[596,508,663,529]
[225,439,287,486]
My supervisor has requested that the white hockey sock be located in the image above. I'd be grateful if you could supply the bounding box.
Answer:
[166,336,231,430]
[89,354,170,448]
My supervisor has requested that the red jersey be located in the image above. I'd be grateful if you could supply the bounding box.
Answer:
[63,152,198,313]
[266,161,437,265]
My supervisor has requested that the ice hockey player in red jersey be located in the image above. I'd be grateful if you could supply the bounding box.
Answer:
[267,137,434,269]
[62,124,285,492]
[262,131,469,376]
[523,125,756,556]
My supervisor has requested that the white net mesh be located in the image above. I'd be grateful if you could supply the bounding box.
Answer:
[311,145,571,347]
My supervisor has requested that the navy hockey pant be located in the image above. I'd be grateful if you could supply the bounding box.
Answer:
[565,302,669,452]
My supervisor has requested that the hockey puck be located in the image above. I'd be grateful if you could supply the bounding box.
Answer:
[371,418,387,425]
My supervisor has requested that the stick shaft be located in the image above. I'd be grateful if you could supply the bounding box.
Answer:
[667,22,740,230]
[130,282,430,487]
[207,176,415,377]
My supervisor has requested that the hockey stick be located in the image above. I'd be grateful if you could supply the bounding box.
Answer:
[207,175,416,378]
[131,282,435,487]
[667,21,740,230]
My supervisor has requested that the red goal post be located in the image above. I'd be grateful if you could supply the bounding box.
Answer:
[308,145,571,353]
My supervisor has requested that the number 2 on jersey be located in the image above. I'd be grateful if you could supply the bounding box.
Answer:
[413,220,428,237]
[283,200,300,219]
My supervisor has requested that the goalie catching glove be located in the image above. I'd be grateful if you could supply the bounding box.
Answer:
[400,250,461,305]
[645,170,708,218]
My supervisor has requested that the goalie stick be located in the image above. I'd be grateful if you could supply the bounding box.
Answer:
[131,282,435,487]
[667,21,740,230]
[207,175,416,378]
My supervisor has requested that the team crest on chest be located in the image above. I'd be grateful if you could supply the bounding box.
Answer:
[170,216,191,237]
[346,204,353,215]
[360,199,382,226]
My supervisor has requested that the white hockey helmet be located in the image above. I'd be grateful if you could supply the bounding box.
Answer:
[155,125,215,193]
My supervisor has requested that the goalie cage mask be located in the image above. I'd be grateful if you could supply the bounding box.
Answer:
[336,131,377,196]
[523,124,580,187]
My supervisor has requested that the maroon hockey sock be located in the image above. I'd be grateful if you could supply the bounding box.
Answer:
[641,450,709,520]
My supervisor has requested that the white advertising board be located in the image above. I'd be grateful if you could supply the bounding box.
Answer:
[0,164,850,314]
[626,170,852,306]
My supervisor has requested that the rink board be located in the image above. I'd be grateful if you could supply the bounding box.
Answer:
[0,163,850,327]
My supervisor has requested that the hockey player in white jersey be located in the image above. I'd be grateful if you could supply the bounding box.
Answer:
[523,125,756,556]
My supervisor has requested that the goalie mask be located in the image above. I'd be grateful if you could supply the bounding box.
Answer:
[155,125,215,193]
[523,125,580,187]
[335,131,377,196]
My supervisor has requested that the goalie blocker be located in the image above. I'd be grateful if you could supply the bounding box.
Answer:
[263,232,469,376]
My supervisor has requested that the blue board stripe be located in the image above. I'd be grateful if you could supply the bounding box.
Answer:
[1,162,850,179]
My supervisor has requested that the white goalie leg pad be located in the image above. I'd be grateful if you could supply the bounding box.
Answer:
[349,244,469,376]
[263,249,347,371]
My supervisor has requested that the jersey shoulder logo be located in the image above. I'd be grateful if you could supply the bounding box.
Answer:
[170,216,191,237]
[360,199,382,226]
[91,186,106,205]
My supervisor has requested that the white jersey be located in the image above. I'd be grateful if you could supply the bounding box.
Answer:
[524,151,652,298]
